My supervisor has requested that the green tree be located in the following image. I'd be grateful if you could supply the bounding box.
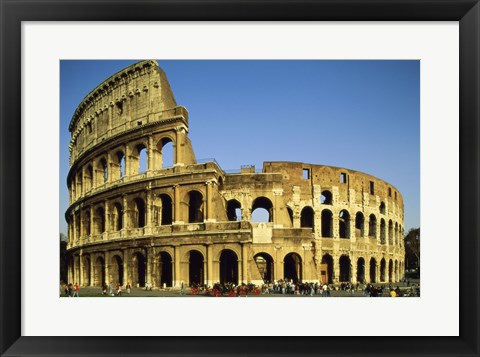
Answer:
[404,227,420,270]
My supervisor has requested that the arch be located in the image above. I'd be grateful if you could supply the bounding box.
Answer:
[85,165,93,191]
[321,190,332,205]
[226,199,242,221]
[321,254,334,284]
[284,252,302,283]
[188,250,204,286]
[219,249,238,285]
[137,144,147,173]
[110,255,124,285]
[355,212,365,237]
[253,253,274,283]
[94,256,105,286]
[388,220,393,245]
[95,207,105,234]
[394,260,399,282]
[112,151,125,180]
[158,251,173,287]
[113,202,123,231]
[394,222,399,245]
[188,190,204,223]
[369,214,377,238]
[132,252,146,287]
[339,255,351,282]
[379,201,386,214]
[388,259,393,283]
[321,209,333,238]
[380,219,386,244]
[159,194,173,225]
[157,137,174,169]
[357,257,366,283]
[252,196,273,222]
[369,257,377,283]
[339,210,350,239]
[380,258,386,282]
[287,207,294,227]
[133,198,146,228]
[300,206,314,229]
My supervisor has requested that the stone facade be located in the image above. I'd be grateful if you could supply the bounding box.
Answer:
[65,60,405,288]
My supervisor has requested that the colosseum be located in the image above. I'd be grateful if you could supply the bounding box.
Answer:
[65,60,405,289]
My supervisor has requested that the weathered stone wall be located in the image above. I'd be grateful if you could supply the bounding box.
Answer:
[66,60,405,289]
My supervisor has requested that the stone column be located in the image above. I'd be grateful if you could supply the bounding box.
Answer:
[147,136,153,173]
[122,195,128,233]
[175,127,184,165]
[104,200,109,240]
[145,189,153,235]
[146,247,153,287]
[241,243,248,284]
[174,246,181,287]
[273,189,283,228]
[89,206,94,240]
[274,246,283,281]
[104,252,110,285]
[106,151,112,184]
[205,181,214,222]
[123,250,130,287]
[333,255,340,283]
[333,210,340,239]
[237,259,243,284]
[108,102,113,133]
[173,184,181,224]
[350,256,357,284]
[206,244,213,287]
[72,213,77,245]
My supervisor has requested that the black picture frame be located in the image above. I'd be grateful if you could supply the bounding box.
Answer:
[1,1,479,356]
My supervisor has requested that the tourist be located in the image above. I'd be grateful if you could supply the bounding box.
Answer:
[72,282,79,297]
[126,282,131,294]
[116,282,122,296]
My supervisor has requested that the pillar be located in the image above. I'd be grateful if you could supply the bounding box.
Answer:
[104,252,110,285]
[205,181,214,222]
[122,195,128,232]
[147,136,153,173]
[79,252,84,286]
[206,244,213,286]
[173,184,181,224]
[241,244,248,284]
[175,127,184,165]
[123,249,130,287]
[147,247,153,287]
[273,189,283,228]
[104,200,109,240]
[174,246,181,287]
[274,246,283,281]
[333,255,340,283]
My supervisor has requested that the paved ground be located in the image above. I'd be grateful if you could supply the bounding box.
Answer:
[62,281,419,298]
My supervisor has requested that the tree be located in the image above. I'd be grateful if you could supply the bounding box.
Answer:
[60,233,68,283]
[404,227,420,270]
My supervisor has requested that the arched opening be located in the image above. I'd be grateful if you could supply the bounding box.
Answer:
[111,255,124,286]
[357,257,366,283]
[284,253,302,283]
[339,255,351,282]
[95,207,105,234]
[388,220,393,245]
[226,199,242,221]
[86,165,93,191]
[254,253,274,283]
[114,203,123,231]
[188,191,204,223]
[219,250,238,285]
[189,250,204,286]
[388,259,393,282]
[159,252,173,287]
[321,254,334,284]
[252,196,273,223]
[132,252,146,287]
[355,212,365,237]
[380,219,386,244]
[380,258,386,282]
[133,198,146,228]
[394,260,399,282]
[339,210,350,238]
[321,209,333,237]
[160,194,173,225]
[379,201,386,214]
[369,258,377,283]
[113,151,125,180]
[321,190,332,205]
[94,256,105,286]
[158,138,174,169]
[138,144,147,173]
[369,214,377,238]
[85,211,91,236]
[100,158,108,184]
[300,206,314,229]
[287,207,294,227]
[395,222,399,245]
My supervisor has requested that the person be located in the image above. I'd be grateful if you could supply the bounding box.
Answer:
[64,283,70,297]
[180,282,185,295]
[116,282,122,296]
[102,283,107,295]
[126,282,131,294]
[72,283,79,297]
[108,282,114,296]
[390,289,397,297]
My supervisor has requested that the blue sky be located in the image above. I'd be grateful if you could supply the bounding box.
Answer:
[60,60,420,235]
